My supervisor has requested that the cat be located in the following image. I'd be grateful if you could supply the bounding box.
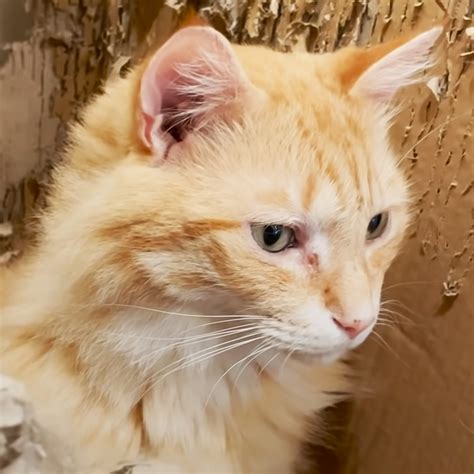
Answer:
[0,21,442,473]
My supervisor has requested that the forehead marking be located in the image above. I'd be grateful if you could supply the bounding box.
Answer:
[302,167,318,212]
[309,179,341,223]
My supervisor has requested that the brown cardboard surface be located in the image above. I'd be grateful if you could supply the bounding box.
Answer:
[344,109,474,473]
[0,0,140,257]
[342,12,474,471]
[1,1,473,473]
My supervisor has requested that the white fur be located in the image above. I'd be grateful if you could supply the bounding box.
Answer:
[93,303,350,472]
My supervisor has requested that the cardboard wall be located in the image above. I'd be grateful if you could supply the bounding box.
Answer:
[343,18,473,470]
[1,1,472,473]
[0,0,142,257]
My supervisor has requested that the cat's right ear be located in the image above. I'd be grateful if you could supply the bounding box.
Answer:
[138,26,261,162]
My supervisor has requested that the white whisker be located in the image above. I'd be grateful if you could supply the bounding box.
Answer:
[279,345,296,375]
[371,330,408,367]
[103,324,263,384]
[103,302,267,320]
[204,340,272,408]
[383,280,435,291]
[143,333,267,396]
[257,350,281,376]
[140,325,264,367]
[232,341,275,391]
[105,322,259,343]
[397,112,471,166]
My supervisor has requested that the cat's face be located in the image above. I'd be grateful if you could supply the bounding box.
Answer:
[90,26,439,361]
[130,100,409,361]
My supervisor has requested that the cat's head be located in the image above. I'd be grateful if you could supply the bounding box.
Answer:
[78,25,442,362]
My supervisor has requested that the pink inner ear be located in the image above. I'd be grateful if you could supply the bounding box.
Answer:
[351,26,443,102]
[139,27,251,156]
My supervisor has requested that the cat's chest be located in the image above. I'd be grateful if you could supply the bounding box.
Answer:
[138,354,346,470]
[138,363,311,472]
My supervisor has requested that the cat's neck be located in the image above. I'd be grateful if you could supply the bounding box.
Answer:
[73,301,287,407]
[90,303,346,451]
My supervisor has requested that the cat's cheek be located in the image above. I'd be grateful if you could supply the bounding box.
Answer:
[366,213,408,272]
[366,235,403,275]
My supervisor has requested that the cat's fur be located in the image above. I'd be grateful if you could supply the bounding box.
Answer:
[0,24,442,473]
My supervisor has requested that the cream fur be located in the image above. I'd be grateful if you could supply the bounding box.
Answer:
[0,26,441,472]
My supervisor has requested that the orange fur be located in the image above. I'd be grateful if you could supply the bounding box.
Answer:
[178,5,209,29]
[0,24,442,472]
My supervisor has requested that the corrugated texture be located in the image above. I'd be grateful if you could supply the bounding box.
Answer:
[0,0,136,258]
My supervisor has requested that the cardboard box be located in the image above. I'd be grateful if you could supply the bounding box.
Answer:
[1,1,472,473]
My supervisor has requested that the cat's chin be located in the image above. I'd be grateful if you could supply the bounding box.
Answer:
[291,347,349,365]
[290,333,372,364]
[318,349,349,364]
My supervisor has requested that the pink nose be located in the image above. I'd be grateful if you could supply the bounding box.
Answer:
[332,317,368,339]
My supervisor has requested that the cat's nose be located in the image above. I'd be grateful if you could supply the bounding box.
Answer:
[332,316,370,339]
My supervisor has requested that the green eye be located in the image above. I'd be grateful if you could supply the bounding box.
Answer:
[366,212,389,240]
[251,224,295,253]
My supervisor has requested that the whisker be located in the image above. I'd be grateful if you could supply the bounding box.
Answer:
[145,332,266,394]
[377,315,395,322]
[380,298,402,307]
[143,328,265,376]
[371,330,408,368]
[146,334,268,398]
[170,332,265,373]
[204,341,273,408]
[257,350,281,376]
[101,324,264,385]
[104,321,259,343]
[376,318,394,325]
[184,317,265,332]
[103,303,267,320]
[232,341,275,391]
[376,112,472,186]
[397,112,471,166]
[383,280,436,291]
[375,321,396,330]
[279,345,297,375]
[137,327,264,373]
[132,329,265,395]
[381,303,424,323]
[378,309,415,326]
[380,299,422,324]
[387,300,426,320]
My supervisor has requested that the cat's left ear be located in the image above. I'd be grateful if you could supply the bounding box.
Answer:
[336,26,444,102]
[138,26,261,160]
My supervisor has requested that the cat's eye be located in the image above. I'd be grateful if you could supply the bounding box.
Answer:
[366,212,389,240]
[251,224,295,253]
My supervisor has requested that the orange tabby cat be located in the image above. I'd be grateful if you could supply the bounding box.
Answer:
[0,23,442,473]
